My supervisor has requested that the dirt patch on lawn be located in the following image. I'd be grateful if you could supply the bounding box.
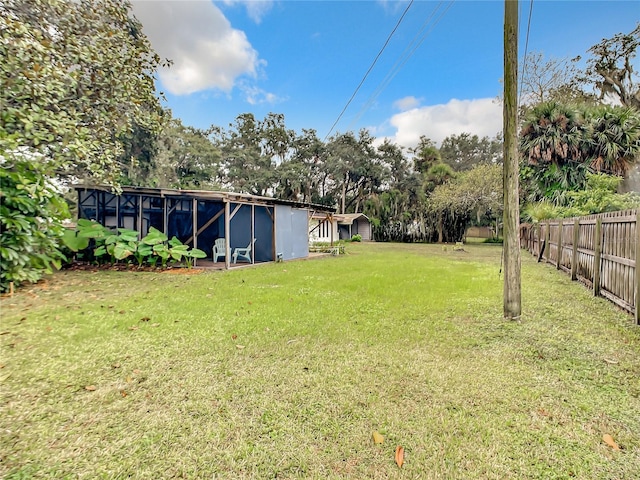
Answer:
[63,262,203,274]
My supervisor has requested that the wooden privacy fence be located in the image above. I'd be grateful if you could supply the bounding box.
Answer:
[520,209,639,324]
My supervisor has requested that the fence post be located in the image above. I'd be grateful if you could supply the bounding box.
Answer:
[556,220,563,270]
[635,209,640,325]
[593,217,602,297]
[571,218,579,281]
[545,220,551,263]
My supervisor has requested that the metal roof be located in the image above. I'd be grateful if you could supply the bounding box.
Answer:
[74,184,336,213]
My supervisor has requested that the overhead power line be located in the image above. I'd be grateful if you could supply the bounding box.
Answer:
[323,0,414,141]
[346,0,454,132]
[518,0,534,105]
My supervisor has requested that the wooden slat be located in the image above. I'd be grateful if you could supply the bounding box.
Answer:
[521,209,638,323]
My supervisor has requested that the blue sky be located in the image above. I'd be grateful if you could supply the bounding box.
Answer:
[131,0,639,149]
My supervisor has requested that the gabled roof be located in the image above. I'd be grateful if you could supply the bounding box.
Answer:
[308,212,371,224]
[335,213,370,225]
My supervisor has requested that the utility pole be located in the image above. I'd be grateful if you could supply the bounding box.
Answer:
[503,0,521,319]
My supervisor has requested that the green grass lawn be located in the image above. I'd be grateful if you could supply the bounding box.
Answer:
[1,242,639,479]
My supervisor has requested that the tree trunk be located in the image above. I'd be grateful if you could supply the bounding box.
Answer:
[341,172,347,214]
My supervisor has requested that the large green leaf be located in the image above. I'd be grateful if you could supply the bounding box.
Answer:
[186,248,207,259]
[113,242,135,260]
[62,229,90,252]
[141,227,168,245]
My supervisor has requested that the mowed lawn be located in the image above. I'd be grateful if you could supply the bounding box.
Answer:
[1,242,639,479]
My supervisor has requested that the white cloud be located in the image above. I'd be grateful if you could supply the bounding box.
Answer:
[377,0,411,15]
[385,98,503,149]
[240,83,286,105]
[393,96,421,111]
[131,1,263,96]
[221,0,275,24]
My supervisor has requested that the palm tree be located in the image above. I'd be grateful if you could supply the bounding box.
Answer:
[520,102,591,203]
[583,105,640,176]
[520,102,588,167]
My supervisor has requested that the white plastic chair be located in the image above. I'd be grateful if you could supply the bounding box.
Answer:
[212,238,226,262]
[232,238,255,264]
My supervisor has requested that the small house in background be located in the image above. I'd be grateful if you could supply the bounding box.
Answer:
[75,185,334,268]
[464,226,495,240]
[309,212,372,243]
[336,213,372,241]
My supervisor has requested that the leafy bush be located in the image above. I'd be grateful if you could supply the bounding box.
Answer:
[0,160,69,292]
[521,173,640,222]
[62,222,207,268]
[350,234,362,242]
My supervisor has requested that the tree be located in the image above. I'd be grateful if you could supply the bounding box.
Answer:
[0,0,164,183]
[584,105,640,176]
[0,0,164,291]
[582,24,640,108]
[411,136,441,174]
[212,113,276,196]
[519,52,595,106]
[325,130,385,214]
[519,102,590,203]
[439,133,502,171]
[520,102,640,203]
[151,118,222,189]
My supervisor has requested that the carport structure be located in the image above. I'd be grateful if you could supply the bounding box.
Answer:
[75,185,335,268]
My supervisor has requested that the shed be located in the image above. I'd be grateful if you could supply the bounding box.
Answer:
[336,213,372,241]
[75,185,335,268]
[309,212,372,243]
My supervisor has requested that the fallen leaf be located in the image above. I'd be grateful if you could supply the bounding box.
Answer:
[85,385,96,391]
[120,390,127,397]
[150,323,160,327]
[603,434,620,450]
[372,431,384,445]
[395,445,404,468]
[232,334,238,340]
[111,363,121,369]
[140,317,150,322]
[119,310,126,314]
[128,326,139,331]
[133,369,140,374]
[126,376,132,383]
[236,344,245,349]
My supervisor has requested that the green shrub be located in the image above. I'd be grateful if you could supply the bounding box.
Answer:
[0,160,69,292]
[350,234,362,242]
[62,222,206,268]
[483,237,503,244]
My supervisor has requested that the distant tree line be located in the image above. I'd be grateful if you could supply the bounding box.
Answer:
[1,0,639,292]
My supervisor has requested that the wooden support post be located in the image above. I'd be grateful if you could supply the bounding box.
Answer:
[224,201,230,270]
[593,217,602,297]
[545,221,551,263]
[162,197,167,234]
[502,0,521,319]
[635,210,639,325]
[192,198,198,267]
[571,218,579,281]
[251,204,255,264]
[556,220,563,270]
